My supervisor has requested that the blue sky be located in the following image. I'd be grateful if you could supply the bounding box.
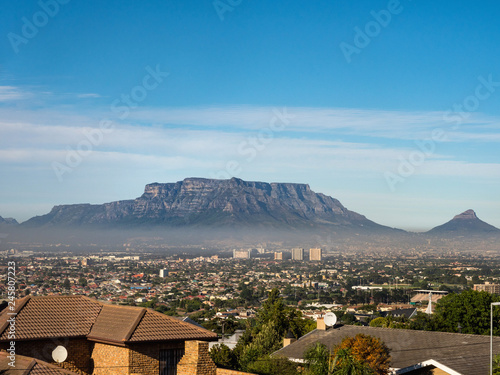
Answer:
[1,0,500,231]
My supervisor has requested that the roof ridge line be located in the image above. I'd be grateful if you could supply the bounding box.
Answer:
[124,308,147,342]
[0,296,31,337]
[22,358,36,375]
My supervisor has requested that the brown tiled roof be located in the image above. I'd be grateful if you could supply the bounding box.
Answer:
[0,351,79,375]
[273,325,500,375]
[0,296,101,341]
[88,304,144,342]
[129,310,216,342]
[0,295,217,344]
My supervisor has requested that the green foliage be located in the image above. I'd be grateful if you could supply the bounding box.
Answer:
[240,321,282,369]
[304,344,376,375]
[432,290,500,335]
[209,344,237,369]
[246,356,299,375]
[304,342,331,375]
[493,353,500,375]
[341,313,357,325]
[330,348,375,375]
[369,317,387,328]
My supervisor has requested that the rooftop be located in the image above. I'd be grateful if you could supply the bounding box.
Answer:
[273,325,500,375]
[0,295,217,345]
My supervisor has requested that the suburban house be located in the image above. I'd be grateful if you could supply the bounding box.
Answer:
[0,295,228,375]
[0,350,81,375]
[274,319,500,375]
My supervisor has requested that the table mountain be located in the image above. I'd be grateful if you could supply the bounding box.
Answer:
[22,177,398,233]
[427,209,500,235]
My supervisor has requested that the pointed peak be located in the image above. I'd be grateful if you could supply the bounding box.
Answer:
[453,209,477,220]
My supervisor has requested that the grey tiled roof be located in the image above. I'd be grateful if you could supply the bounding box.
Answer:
[273,325,500,375]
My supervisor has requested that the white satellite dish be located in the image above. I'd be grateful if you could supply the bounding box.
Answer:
[52,346,68,363]
[324,312,337,327]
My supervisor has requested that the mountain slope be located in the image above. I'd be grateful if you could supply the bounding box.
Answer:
[22,177,399,232]
[427,209,500,235]
[0,216,19,226]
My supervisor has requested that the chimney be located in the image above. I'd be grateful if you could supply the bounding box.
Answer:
[283,330,297,347]
[317,317,326,330]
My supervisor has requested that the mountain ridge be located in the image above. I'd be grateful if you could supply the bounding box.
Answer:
[22,177,400,233]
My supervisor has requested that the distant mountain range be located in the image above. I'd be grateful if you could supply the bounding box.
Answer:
[21,177,399,233]
[0,216,18,226]
[2,178,498,246]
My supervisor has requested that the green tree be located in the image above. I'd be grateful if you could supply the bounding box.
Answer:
[304,342,330,375]
[239,321,282,370]
[246,355,299,375]
[433,290,500,335]
[62,278,71,289]
[209,344,237,369]
[330,348,374,375]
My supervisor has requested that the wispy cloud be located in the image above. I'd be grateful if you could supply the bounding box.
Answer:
[128,106,500,142]
[76,93,102,98]
[0,86,31,102]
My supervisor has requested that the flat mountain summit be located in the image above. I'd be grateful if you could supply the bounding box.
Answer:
[23,177,398,233]
[427,209,500,235]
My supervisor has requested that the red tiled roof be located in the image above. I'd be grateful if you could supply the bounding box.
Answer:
[0,295,216,344]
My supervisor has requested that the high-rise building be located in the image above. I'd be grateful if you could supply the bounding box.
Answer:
[292,248,304,260]
[309,247,322,261]
[274,251,283,260]
[474,282,500,294]
[233,249,251,259]
[159,269,168,277]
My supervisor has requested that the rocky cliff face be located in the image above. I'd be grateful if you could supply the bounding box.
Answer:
[22,177,394,231]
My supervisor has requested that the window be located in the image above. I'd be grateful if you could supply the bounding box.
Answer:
[159,348,185,375]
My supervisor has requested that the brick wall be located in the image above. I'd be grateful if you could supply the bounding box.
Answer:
[128,343,159,375]
[0,338,92,375]
[177,341,217,375]
[91,342,129,375]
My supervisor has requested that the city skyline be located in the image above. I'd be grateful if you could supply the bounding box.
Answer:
[1,1,500,231]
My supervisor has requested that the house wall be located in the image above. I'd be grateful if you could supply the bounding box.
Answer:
[403,366,451,375]
[128,341,184,375]
[91,342,130,375]
[0,338,92,375]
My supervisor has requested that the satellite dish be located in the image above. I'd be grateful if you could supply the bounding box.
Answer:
[324,312,337,327]
[52,346,68,363]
